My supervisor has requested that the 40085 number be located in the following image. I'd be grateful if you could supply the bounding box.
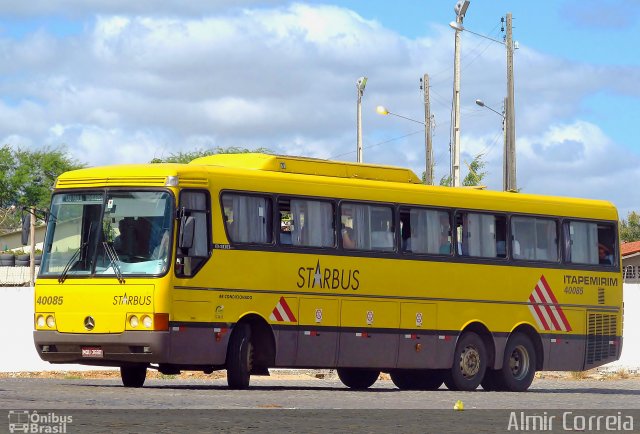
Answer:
[36,296,64,305]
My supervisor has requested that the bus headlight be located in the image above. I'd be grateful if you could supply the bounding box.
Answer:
[36,315,45,328]
[142,315,152,328]
[46,315,55,328]
[129,315,139,328]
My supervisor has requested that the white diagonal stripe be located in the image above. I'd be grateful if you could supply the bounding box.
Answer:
[276,303,290,322]
[531,288,556,331]
[528,304,545,330]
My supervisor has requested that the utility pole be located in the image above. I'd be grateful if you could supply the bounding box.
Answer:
[502,96,508,191]
[422,74,433,185]
[29,207,36,286]
[505,12,516,191]
[452,0,469,187]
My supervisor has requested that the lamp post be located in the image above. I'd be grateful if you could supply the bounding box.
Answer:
[376,105,432,184]
[450,11,516,191]
[475,99,510,191]
[356,76,368,163]
[450,0,470,187]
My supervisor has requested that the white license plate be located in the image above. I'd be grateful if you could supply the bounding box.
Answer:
[81,347,103,358]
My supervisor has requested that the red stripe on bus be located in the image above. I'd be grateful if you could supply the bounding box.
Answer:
[539,275,571,331]
[279,297,297,322]
[272,308,284,322]
[529,294,550,330]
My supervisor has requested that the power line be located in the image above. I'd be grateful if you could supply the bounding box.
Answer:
[329,130,423,160]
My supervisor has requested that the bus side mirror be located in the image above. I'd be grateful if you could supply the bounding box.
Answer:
[179,216,195,250]
[21,214,30,246]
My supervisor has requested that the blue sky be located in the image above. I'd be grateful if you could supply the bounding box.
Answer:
[0,0,638,215]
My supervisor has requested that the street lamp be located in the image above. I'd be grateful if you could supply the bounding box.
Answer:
[476,98,513,192]
[475,99,504,118]
[376,105,433,185]
[356,76,368,163]
[376,106,425,125]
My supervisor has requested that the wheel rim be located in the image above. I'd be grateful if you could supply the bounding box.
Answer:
[509,344,530,380]
[459,345,481,378]
[245,341,254,372]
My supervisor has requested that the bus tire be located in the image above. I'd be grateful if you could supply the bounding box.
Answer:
[498,333,536,392]
[391,369,444,390]
[337,368,379,389]
[226,324,253,390]
[390,370,416,390]
[120,365,147,388]
[481,369,505,391]
[445,332,487,391]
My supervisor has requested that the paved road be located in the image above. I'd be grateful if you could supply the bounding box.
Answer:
[1,376,639,433]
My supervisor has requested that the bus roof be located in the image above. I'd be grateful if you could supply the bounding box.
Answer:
[189,153,423,184]
[54,154,618,221]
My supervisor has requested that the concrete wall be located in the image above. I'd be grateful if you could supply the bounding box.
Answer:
[1,285,639,372]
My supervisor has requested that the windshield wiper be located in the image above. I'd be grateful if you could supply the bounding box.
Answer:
[58,242,86,284]
[103,242,125,284]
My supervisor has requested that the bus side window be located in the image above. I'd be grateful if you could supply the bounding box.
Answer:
[597,223,616,266]
[177,190,211,277]
[222,193,273,244]
[566,221,598,265]
[456,212,505,259]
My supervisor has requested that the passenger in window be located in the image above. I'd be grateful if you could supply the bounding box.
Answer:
[342,225,356,249]
[598,244,613,265]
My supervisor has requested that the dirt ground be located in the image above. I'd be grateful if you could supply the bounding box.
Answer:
[1,367,638,381]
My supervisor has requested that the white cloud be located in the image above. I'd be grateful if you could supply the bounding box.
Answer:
[0,3,639,215]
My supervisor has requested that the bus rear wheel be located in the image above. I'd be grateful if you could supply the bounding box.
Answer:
[481,369,504,391]
[226,324,253,390]
[445,332,487,391]
[337,368,379,389]
[391,369,444,390]
[120,364,147,388]
[498,333,536,392]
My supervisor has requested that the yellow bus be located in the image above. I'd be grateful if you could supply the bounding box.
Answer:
[34,153,622,391]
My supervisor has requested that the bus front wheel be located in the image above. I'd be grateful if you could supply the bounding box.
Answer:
[226,324,253,389]
[445,332,487,391]
[337,368,379,389]
[498,333,536,392]
[120,364,147,388]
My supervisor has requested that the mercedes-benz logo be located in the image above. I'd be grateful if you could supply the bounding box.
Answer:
[84,316,95,331]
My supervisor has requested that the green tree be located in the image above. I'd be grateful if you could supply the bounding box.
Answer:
[462,153,487,187]
[620,211,640,242]
[436,153,486,187]
[0,145,84,233]
[150,146,271,164]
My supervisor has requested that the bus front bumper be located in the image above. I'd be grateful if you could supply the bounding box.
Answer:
[33,326,231,366]
[33,330,172,366]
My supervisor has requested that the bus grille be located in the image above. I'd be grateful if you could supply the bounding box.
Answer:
[585,312,617,367]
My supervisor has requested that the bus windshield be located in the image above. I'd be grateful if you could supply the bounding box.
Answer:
[40,190,173,278]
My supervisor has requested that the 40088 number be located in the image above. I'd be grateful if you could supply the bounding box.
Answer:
[36,296,64,305]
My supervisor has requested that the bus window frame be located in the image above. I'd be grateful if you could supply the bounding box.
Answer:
[219,190,275,248]
[509,214,561,264]
[339,200,397,254]
[398,205,453,257]
[276,195,337,250]
[39,187,177,280]
[175,188,212,278]
[453,209,509,261]
[562,218,618,269]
